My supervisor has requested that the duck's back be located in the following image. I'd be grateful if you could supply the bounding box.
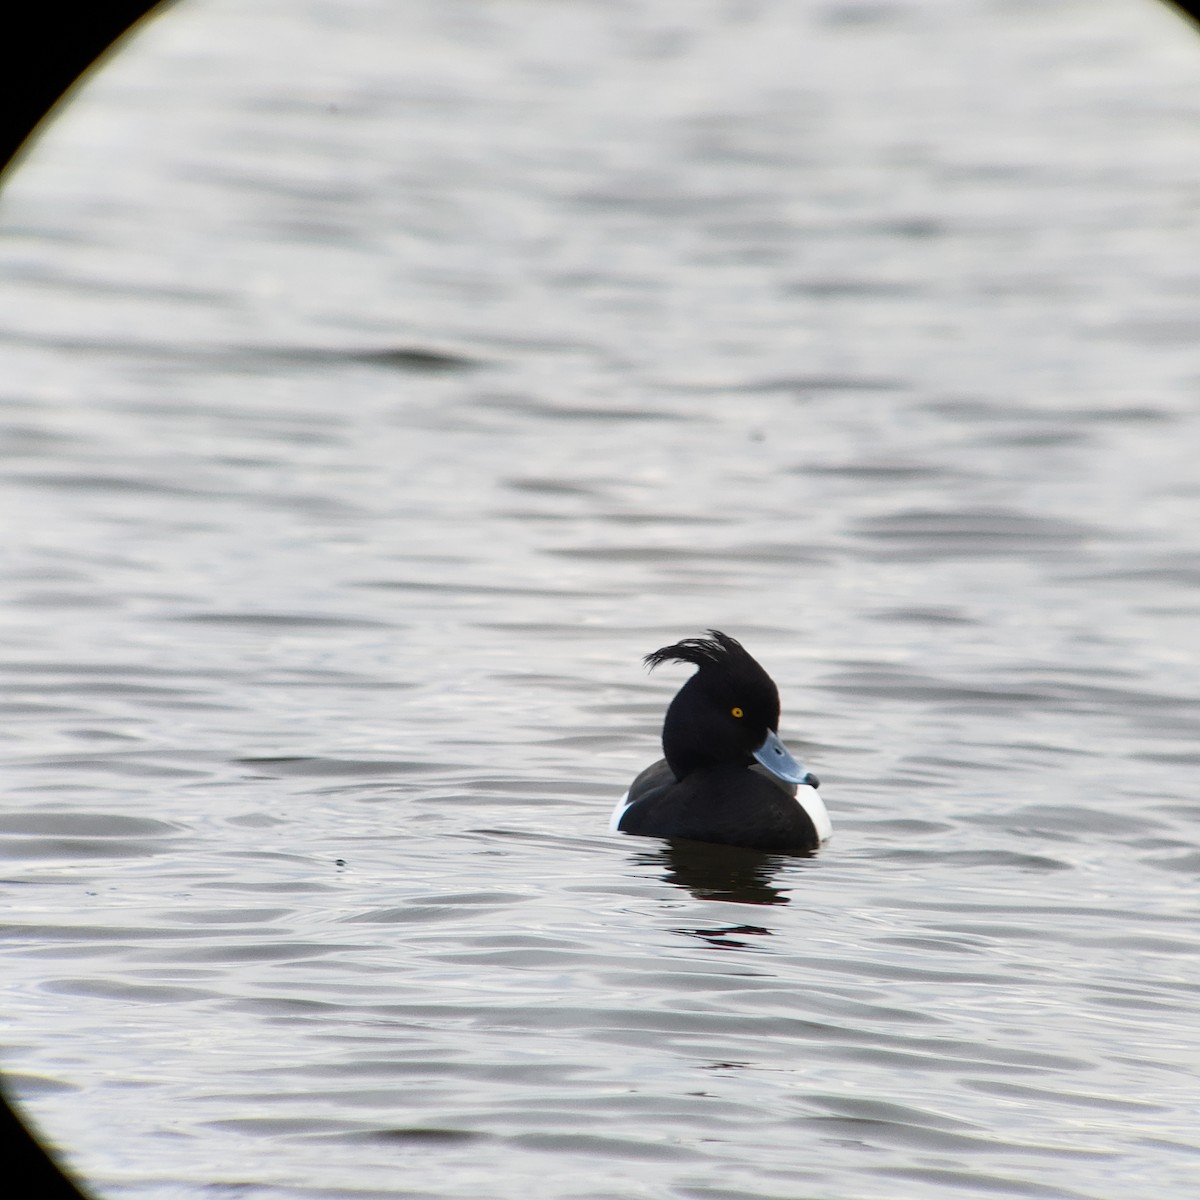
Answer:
[616,759,820,853]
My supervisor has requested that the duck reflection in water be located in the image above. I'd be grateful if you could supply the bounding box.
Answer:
[636,840,815,907]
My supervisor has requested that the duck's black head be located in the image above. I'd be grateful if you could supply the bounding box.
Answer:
[646,630,812,785]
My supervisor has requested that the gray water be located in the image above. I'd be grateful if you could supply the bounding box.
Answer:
[3,1,1200,1196]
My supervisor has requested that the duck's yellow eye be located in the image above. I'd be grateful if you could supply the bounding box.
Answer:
[731,706,744,718]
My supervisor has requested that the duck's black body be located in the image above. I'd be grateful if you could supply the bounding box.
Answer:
[619,759,822,851]
[612,631,830,853]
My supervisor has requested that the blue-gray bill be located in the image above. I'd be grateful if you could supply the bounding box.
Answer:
[753,729,819,788]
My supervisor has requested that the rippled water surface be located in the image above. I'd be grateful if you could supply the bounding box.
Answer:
[3,1,1200,1196]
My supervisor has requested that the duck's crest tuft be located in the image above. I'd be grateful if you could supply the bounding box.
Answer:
[643,629,749,673]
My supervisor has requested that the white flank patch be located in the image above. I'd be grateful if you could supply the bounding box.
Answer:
[796,785,833,843]
[608,790,631,834]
